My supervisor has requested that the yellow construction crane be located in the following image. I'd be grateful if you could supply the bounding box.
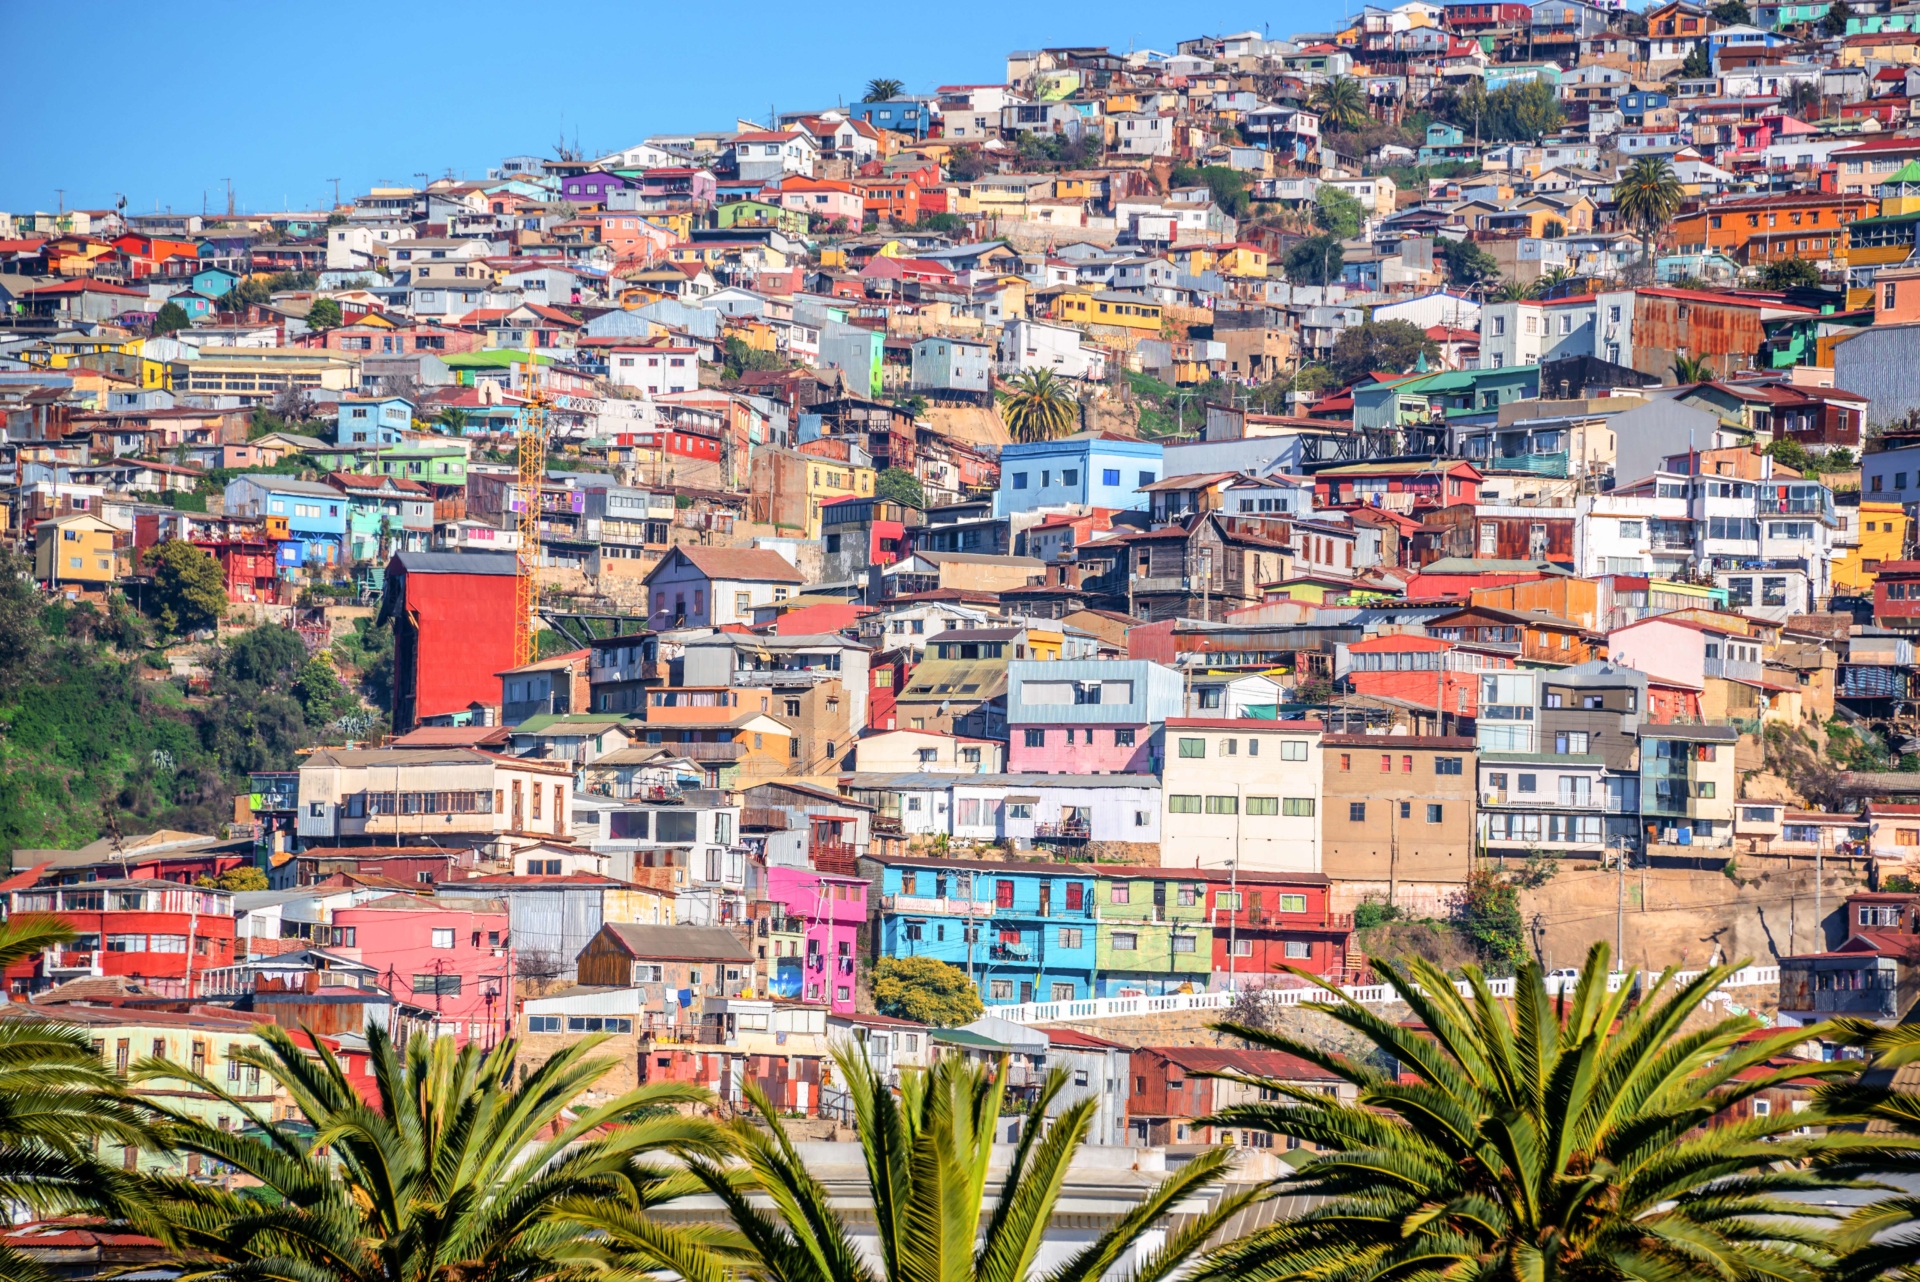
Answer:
[513,351,550,668]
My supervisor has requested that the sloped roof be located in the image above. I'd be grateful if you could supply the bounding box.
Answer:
[598,923,753,962]
[647,545,804,584]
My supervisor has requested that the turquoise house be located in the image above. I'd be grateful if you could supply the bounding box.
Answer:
[1351,365,1540,431]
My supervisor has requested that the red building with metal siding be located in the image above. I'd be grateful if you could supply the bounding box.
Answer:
[2,879,237,997]
[378,550,519,731]
[1201,870,1352,983]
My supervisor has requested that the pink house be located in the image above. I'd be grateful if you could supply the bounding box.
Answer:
[1606,616,1765,690]
[1005,659,1186,775]
[330,894,511,1045]
[765,866,868,1013]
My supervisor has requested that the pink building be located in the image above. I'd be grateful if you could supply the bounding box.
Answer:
[765,866,868,1013]
[330,894,511,1045]
[1005,659,1186,775]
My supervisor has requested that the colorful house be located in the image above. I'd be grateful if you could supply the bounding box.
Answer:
[764,866,869,1012]
[1004,659,1184,774]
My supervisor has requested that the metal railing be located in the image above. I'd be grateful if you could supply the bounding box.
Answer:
[986,966,1780,1025]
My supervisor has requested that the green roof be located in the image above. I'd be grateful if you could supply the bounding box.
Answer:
[930,1028,1010,1049]
[1843,210,1920,229]
[1884,160,1920,183]
[442,349,554,368]
[511,713,630,735]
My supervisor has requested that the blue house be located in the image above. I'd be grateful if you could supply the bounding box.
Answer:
[165,291,218,322]
[850,99,930,139]
[190,267,239,300]
[223,475,348,570]
[1619,90,1670,126]
[335,396,417,444]
[870,854,1099,1005]
[1418,122,1474,164]
[993,433,1163,517]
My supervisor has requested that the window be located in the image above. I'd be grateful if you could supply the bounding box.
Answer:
[1178,738,1206,758]
[413,974,462,997]
[1518,774,1537,793]
[1278,894,1307,913]
[1062,469,1079,486]
[1115,727,1135,746]
[1060,927,1083,948]
[1139,471,1155,487]
[1427,804,1444,823]
[1024,728,1045,747]
[1349,802,1367,822]
[1280,739,1308,761]
[1171,934,1197,954]
[1284,940,1312,959]
[1168,794,1202,813]
[1555,731,1590,755]
[1206,796,1238,814]
[1112,932,1139,951]
[1282,798,1315,817]
[1247,796,1280,815]
[528,1015,561,1032]
[1339,753,1351,771]
[1102,468,1120,485]
[1012,472,1028,489]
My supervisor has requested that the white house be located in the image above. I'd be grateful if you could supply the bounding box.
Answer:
[731,131,818,182]
[608,346,699,396]
[998,318,1108,380]
[641,545,804,630]
[1156,718,1323,874]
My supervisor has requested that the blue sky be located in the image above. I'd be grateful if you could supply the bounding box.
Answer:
[6,0,1353,216]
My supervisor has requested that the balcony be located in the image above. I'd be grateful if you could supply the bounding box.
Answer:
[1702,656,1763,683]
[1033,819,1091,840]
[249,772,299,813]
[672,742,746,762]
[47,951,95,973]
[885,894,992,916]
[989,942,1031,961]
[1491,450,1570,478]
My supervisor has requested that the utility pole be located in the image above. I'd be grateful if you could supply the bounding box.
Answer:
[327,177,342,207]
[1614,839,1626,959]
[224,178,234,218]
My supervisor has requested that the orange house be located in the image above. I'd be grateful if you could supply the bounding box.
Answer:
[853,178,922,225]
[1669,192,1876,265]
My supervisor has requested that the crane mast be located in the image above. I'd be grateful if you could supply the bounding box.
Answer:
[513,352,549,668]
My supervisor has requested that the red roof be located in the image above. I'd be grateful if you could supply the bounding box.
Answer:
[24,279,146,297]
[1164,717,1325,731]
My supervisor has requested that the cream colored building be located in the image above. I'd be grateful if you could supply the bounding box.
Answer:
[1157,718,1323,874]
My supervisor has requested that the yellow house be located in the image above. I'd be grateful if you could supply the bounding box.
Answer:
[1051,173,1107,202]
[1838,32,1920,66]
[1212,244,1269,277]
[1052,289,1163,332]
[35,513,118,587]
[1833,502,1913,594]
[647,210,696,241]
[1020,625,1065,660]
[805,460,875,538]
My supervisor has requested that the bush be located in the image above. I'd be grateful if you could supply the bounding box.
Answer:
[870,956,984,1026]
[1353,897,1401,930]
[1456,868,1526,975]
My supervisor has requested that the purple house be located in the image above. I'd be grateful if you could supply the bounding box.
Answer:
[560,170,637,205]
[766,865,868,1013]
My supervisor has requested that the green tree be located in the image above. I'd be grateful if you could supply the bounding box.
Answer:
[1437,235,1500,288]
[0,915,157,1281]
[1196,944,1872,1282]
[436,406,469,433]
[1455,865,1525,971]
[869,956,984,1026]
[1680,43,1713,78]
[995,368,1079,443]
[196,864,269,891]
[1760,255,1821,289]
[641,1047,1258,1282]
[1283,233,1345,286]
[293,655,360,728]
[223,623,308,688]
[306,297,343,331]
[1672,352,1715,383]
[1711,0,1751,22]
[1312,185,1364,239]
[873,466,925,508]
[1782,79,1824,121]
[1821,0,1855,36]
[152,300,192,335]
[1481,80,1564,142]
[1169,164,1251,218]
[723,334,786,379]
[1815,1018,1920,1281]
[1614,156,1685,271]
[144,540,229,636]
[1311,75,1371,133]
[1765,436,1813,473]
[1328,320,1439,386]
[863,78,905,102]
[131,1023,730,1282]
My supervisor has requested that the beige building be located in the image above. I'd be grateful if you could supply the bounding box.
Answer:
[1320,734,1478,917]
[296,747,576,847]
[1158,718,1323,875]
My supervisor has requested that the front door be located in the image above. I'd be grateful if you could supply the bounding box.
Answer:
[1038,883,1052,916]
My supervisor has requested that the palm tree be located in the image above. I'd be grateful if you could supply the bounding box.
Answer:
[1613,156,1685,277]
[435,406,469,434]
[1310,75,1370,134]
[863,78,905,103]
[1490,277,1534,302]
[996,368,1079,443]
[132,1022,730,1282]
[0,916,158,1281]
[1811,1020,1920,1282]
[632,1046,1260,1282]
[1672,352,1715,384]
[1535,264,1577,296]
[1191,944,1872,1282]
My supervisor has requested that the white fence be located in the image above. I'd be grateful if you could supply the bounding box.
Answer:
[990,965,1780,1026]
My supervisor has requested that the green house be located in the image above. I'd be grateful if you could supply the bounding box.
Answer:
[1351,365,1541,431]
[370,445,470,487]
[1093,871,1213,996]
[715,200,807,235]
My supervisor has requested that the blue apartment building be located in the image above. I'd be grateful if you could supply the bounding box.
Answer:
[222,475,348,570]
[993,433,1163,517]
[850,99,931,139]
[867,854,1098,1005]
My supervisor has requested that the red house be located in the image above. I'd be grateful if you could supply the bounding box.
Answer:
[330,894,510,1044]
[379,549,519,731]
[193,536,281,604]
[1202,870,1353,982]
[2,879,238,998]
[1313,460,1482,513]
[1344,634,1486,716]
[1126,1046,1351,1146]
[1873,560,1920,630]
